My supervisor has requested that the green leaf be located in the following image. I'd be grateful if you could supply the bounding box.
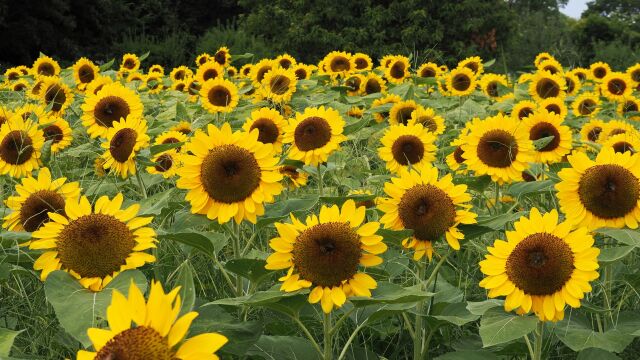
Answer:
[460,212,525,239]
[138,51,150,62]
[44,270,147,347]
[599,246,636,263]
[596,228,640,247]
[454,175,491,192]
[40,140,53,164]
[257,196,319,227]
[377,228,413,244]
[507,180,555,197]
[138,188,177,215]
[225,258,272,284]
[173,261,195,316]
[175,102,190,121]
[430,302,480,326]
[149,141,184,155]
[246,336,322,360]
[319,194,375,206]
[533,136,555,150]
[0,328,22,357]
[556,317,634,352]
[479,308,537,347]
[483,59,496,68]
[350,282,432,307]
[577,348,622,360]
[232,53,254,61]
[99,58,115,71]
[158,231,227,257]
[343,117,372,135]
[467,299,503,315]
[435,350,499,360]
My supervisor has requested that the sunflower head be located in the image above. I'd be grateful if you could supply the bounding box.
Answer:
[360,73,387,95]
[242,107,286,152]
[601,72,632,101]
[279,165,308,188]
[120,53,141,72]
[417,62,439,78]
[40,77,74,115]
[81,82,144,138]
[352,53,372,71]
[534,52,554,68]
[385,56,411,84]
[572,92,600,117]
[512,100,537,121]
[589,61,611,81]
[479,73,510,101]
[603,133,639,154]
[276,53,297,69]
[618,98,640,121]
[389,100,420,126]
[260,67,297,103]
[447,67,477,96]
[378,123,437,173]
[100,115,150,178]
[32,56,61,77]
[0,115,44,178]
[200,77,239,114]
[458,56,484,76]
[529,70,566,101]
[292,64,312,80]
[85,75,114,96]
[147,150,181,178]
[72,57,100,88]
[196,61,224,84]
[563,71,581,95]
[324,51,354,77]
[169,66,193,82]
[539,97,567,119]
[40,116,73,153]
[522,109,572,164]
[251,59,275,86]
[213,46,231,66]
[537,58,563,75]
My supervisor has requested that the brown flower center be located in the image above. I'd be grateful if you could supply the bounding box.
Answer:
[207,86,231,107]
[587,126,602,142]
[398,184,456,242]
[529,122,560,152]
[78,65,95,83]
[364,79,381,94]
[535,78,560,99]
[95,326,174,360]
[154,154,174,172]
[330,56,351,72]
[94,96,131,128]
[43,125,64,144]
[269,75,291,95]
[200,145,261,203]
[578,164,640,219]
[44,84,67,112]
[250,118,280,144]
[578,99,597,115]
[294,116,332,151]
[109,128,138,163]
[476,130,519,168]
[607,78,626,95]
[391,135,424,166]
[20,190,66,232]
[390,61,406,79]
[612,141,635,154]
[37,63,55,76]
[452,73,471,92]
[0,130,34,165]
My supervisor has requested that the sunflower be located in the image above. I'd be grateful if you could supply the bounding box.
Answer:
[344,74,365,96]
[32,55,60,77]
[195,61,224,84]
[378,123,437,173]
[142,74,164,94]
[40,77,74,115]
[407,107,445,135]
[29,193,156,291]
[556,147,640,229]
[147,64,163,76]
[447,67,477,96]
[627,63,640,84]
[371,94,401,123]
[126,72,145,84]
[200,78,239,114]
[571,92,600,117]
[352,53,372,71]
[0,107,13,126]
[279,165,308,188]
[170,66,193,82]
[580,119,606,146]
[239,64,253,78]
[379,163,477,261]
[529,70,566,101]
[385,56,411,84]
[359,72,387,95]
[184,77,201,99]
[446,137,468,173]
[601,72,633,101]
[479,208,599,322]
[3,167,80,233]
[539,97,568,119]
[589,61,611,82]
[10,80,29,92]
[0,115,44,178]
[100,116,149,178]
[154,130,188,152]
[602,133,640,154]
[260,67,297,103]
[147,149,181,178]
[40,116,73,153]
[171,80,187,92]
[389,100,420,125]
[171,121,193,135]
[13,104,47,122]
[618,97,640,121]
[347,106,364,119]
[512,100,537,121]
[81,82,144,138]
[227,66,238,77]
[517,73,534,84]
[242,107,286,152]
[600,120,639,142]
[458,56,484,76]
[284,106,347,166]
[292,64,312,80]
[462,114,534,184]
[564,71,581,96]
[72,58,99,89]
[379,55,396,69]
[27,77,46,99]
[417,62,440,78]
[77,281,227,360]
[265,200,386,313]
[324,51,354,78]
[3,67,22,82]
[534,52,554,68]
[177,123,283,224]
[120,53,140,72]
[213,46,231,66]
[571,67,589,82]
[85,75,114,96]
[196,53,211,66]
[94,157,108,177]
[479,73,510,101]
[275,53,297,69]
[537,58,563,75]
[522,110,572,164]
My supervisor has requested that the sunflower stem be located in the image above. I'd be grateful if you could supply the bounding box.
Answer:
[232,221,243,296]
[330,307,355,336]
[493,183,500,214]
[414,259,427,360]
[337,318,369,360]
[290,315,323,357]
[317,164,324,196]
[134,168,147,199]
[523,333,535,359]
[323,311,333,360]
[532,321,544,360]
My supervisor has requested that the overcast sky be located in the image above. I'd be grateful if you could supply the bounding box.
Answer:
[560,0,589,19]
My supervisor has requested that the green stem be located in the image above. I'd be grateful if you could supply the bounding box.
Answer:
[134,168,147,199]
[493,183,500,213]
[523,333,535,359]
[232,221,243,295]
[414,259,426,360]
[323,312,333,360]
[317,164,324,196]
[290,315,323,357]
[337,319,369,360]
[330,307,356,336]
[533,321,544,360]
[603,237,612,330]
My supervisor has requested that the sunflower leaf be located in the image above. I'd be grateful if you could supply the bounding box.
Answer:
[149,141,184,155]
[533,135,555,150]
[138,51,150,62]
[479,308,537,347]
[0,328,22,357]
[172,260,196,316]
[99,58,115,71]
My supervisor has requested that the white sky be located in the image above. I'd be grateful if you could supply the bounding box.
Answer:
[560,0,590,19]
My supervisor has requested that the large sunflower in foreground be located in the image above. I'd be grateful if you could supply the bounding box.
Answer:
[177,123,283,224]
[30,193,156,291]
[3,167,80,233]
[378,123,437,173]
[446,67,477,96]
[77,281,227,360]
[283,106,347,166]
[0,116,44,178]
[40,116,73,153]
[100,115,150,178]
[479,208,599,322]
[378,163,477,261]
[529,70,566,101]
[200,78,239,114]
[81,82,144,138]
[522,110,572,164]
[72,57,100,89]
[40,77,74,115]
[242,107,286,153]
[556,147,640,229]
[461,114,534,184]
[265,200,386,313]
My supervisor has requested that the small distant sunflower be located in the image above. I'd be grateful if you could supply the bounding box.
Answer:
[279,165,308,188]
[200,78,239,114]
[149,64,164,75]
[170,66,193,82]
[385,56,411,84]
[0,107,13,126]
[4,67,22,82]
[40,77,74,115]
[100,116,150,178]
[352,53,372,71]
[601,72,633,101]
[171,121,193,135]
[10,80,29,92]
[40,116,73,153]
[227,66,238,77]
[344,74,365,96]
[446,67,477,96]
[126,72,145,84]
[347,106,364,118]
[379,55,396,69]
[379,163,477,261]
[529,71,566,101]
[539,97,568,119]
[177,123,283,223]
[265,200,386,313]
[446,140,467,173]
[479,73,510,101]
[85,75,113,96]
[27,78,47,99]
[242,107,286,152]
[171,80,187,92]
[154,130,188,152]
[284,106,347,166]
[570,67,589,82]
[517,73,534,84]
[512,100,537,121]
[240,64,253,78]
[534,52,554,68]
[13,104,47,122]
[292,64,312,80]
[30,193,156,290]
[196,53,211,66]
[618,97,640,121]
[250,59,275,87]
[275,53,297,69]
[602,133,640,154]
[627,63,640,84]
[556,147,640,229]
[77,281,227,360]
[458,56,484,76]
[479,208,600,322]
[417,62,440,78]
[600,120,638,142]
[142,74,164,94]
[32,56,60,77]
[0,116,44,178]
[522,110,573,164]
[324,51,354,78]
[371,94,401,123]
[580,119,606,145]
[72,58,99,89]
[564,71,581,96]
[147,149,181,178]
[120,53,140,72]
[359,72,387,95]
[407,107,445,135]
[462,114,534,184]
[589,61,611,82]
[81,82,144,138]
[389,100,420,125]
[537,58,563,75]
[195,61,224,84]
[571,92,600,117]
[3,167,80,233]
[378,123,437,173]
[260,67,297,103]
[213,46,231,66]
[184,77,201,99]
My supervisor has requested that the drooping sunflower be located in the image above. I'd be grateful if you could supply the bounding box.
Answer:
[371,94,401,123]
[275,53,297,69]
[539,97,568,119]
[529,70,566,101]
[479,208,599,322]
[563,71,581,96]
[100,115,150,178]
[352,53,373,71]
[200,78,239,114]
[479,73,511,101]
[580,118,606,145]
[169,66,193,82]
[537,58,563,75]
[458,56,484,76]
[154,130,188,152]
[0,116,44,178]
[571,92,600,117]
[32,55,60,77]
[3,167,80,233]
[407,107,445,135]
[40,116,73,153]
[85,75,113,96]
[618,97,640,121]
[389,100,420,125]
[260,67,297,103]
[72,57,100,89]
[359,72,387,95]
[77,281,227,360]
[512,100,537,121]
[534,52,554,68]
[213,46,231,66]
[177,123,283,224]
[521,110,572,164]
[556,147,640,229]
[602,133,640,154]
[461,114,535,184]
[265,200,386,313]
[324,51,354,78]
[283,106,347,166]
[446,67,477,96]
[417,62,440,78]
[81,82,144,138]
[147,149,181,178]
[40,77,74,115]
[242,107,286,152]
[385,56,411,84]
[378,123,437,173]
[379,163,477,261]
[589,61,611,82]
[195,61,224,84]
[30,193,156,291]
[600,72,633,102]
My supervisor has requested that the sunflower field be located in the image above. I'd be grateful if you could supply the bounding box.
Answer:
[1,49,640,360]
